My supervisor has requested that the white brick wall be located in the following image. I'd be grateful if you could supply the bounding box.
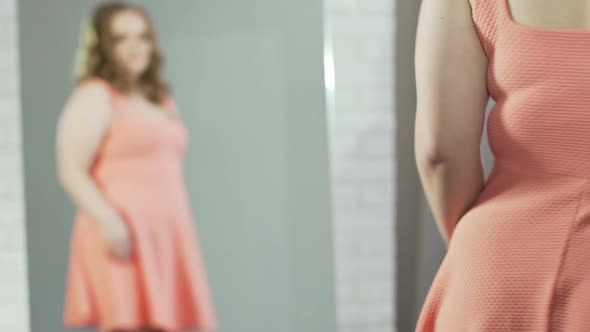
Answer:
[0,1,30,331]
[326,1,396,331]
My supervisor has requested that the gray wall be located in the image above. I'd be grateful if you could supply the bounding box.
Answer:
[17,1,336,332]
[394,0,426,329]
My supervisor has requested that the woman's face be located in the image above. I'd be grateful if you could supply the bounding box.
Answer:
[109,10,153,80]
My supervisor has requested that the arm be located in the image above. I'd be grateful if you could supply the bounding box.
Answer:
[163,94,180,119]
[414,0,489,245]
[56,80,131,258]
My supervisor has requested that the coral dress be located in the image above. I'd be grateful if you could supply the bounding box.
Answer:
[416,0,590,331]
[63,77,217,332]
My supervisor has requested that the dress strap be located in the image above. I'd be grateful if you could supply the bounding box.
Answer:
[471,0,501,59]
[82,77,178,118]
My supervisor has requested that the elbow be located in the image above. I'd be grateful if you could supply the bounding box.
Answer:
[420,149,446,167]
[416,144,481,172]
[56,168,73,193]
[416,144,452,169]
[56,165,85,194]
[56,161,70,188]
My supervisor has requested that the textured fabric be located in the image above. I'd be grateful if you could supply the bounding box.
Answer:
[416,0,590,331]
[63,77,218,332]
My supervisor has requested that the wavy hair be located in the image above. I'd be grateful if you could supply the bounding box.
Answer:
[74,1,170,104]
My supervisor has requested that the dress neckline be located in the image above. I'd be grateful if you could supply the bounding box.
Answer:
[120,94,177,123]
[501,0,590,34]
[93,77,178,124]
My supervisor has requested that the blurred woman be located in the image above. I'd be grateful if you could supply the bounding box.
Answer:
[56,2,217,331]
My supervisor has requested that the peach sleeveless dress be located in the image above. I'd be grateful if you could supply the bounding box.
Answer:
[63,77,218,332]
[416,0,590,331]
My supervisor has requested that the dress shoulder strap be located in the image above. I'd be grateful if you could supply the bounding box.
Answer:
[471,0,501,59]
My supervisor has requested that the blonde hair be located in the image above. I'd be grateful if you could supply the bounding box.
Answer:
[73,17,98,81]
[73,1,170,104]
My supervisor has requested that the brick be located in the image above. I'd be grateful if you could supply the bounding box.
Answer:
[330,14,364,37]
[0,0,16,16]
[334,256,393,279]
[358,178,395,205]
[355,14,393,38]
[332,183,359,207]
[333,207,392,229]
[358,36,394,61]
[330,134,361,159]
[356,130,394,157]
[328,1,395,331]
[0,2,30,331]
[335,62,393,91]
[333,112,388,135]
[0,20,16,45]
[356,0,394,14]
[0,226,25,250]
[327,0,358,13]
[336,300,394,325]
[334,159,393,182]
[334,227,393,257]
[334,84,393,114]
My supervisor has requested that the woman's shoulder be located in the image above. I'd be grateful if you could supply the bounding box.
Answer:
[75,76,116,98]
[78,76,114,92]
[68,76,114,109]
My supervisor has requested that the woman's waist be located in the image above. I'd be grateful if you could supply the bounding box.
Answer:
[89,173,190,214]
[492,154,590,180]
[91,159,183,181]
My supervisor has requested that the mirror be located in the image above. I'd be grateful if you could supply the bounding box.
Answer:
[17,1,336,331]
[3,0,401,331]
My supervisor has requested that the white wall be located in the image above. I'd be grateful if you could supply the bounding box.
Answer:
[0,0,30,331]
[326,1,396,331]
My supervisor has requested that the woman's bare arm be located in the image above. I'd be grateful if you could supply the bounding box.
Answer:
[56,80,131,258]
[414,0,489,245]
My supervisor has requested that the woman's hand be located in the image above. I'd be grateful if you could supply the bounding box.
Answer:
[101,217,133,260]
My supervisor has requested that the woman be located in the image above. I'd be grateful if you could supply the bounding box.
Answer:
[415,0,590,330]
[56,2,218,332]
